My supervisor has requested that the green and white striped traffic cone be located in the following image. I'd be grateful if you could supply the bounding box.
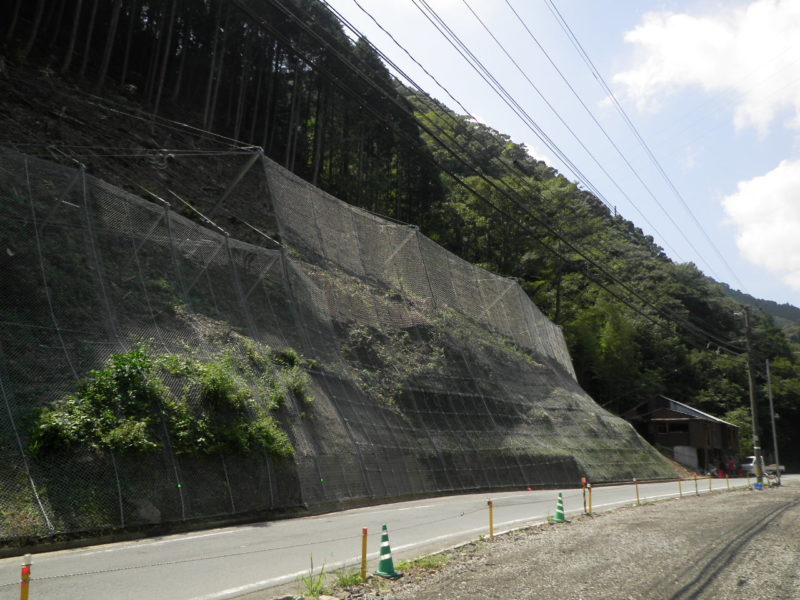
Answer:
[553,492,567,523]
[374,523,401,579]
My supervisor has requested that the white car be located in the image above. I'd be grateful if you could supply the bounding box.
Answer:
[739,456,784,475]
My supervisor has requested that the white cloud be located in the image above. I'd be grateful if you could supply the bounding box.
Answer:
[723,158,800,289]
[614,1,800,134]
[523,141,554,168]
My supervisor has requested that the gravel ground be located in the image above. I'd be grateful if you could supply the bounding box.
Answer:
[267,480,800,600]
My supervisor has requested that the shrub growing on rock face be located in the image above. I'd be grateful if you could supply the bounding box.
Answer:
[29,344,305,458]
[29,346,166,454]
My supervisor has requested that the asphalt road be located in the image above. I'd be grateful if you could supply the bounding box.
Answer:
[357,476,800,600]
[0,476,788,600]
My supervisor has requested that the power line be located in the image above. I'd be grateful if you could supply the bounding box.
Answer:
[496,0,726,274]
[308,0,741,350]
[460,0,691,267]
[3,0,742,353]
[407,0,608,204]
[397,0,742,350]
[330,2,691,302]
[328,0,620,266]
[239,0,743,354]
[540,0,747,293]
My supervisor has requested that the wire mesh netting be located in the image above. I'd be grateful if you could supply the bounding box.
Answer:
[0,151,674,541]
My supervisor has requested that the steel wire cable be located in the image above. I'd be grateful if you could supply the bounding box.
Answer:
[0,69,250,158]
[326,0,617,272]
[319,0,743,352]
[0,83,252,187]
[254,0,743,354]
[5,0,748,353]
[458,0,690,266]
[0,1,744,353]
[79,88,254,151]
[408,0,607,206]
[403,0,742,351]
[330,0,663,277]
[540,0,748,294]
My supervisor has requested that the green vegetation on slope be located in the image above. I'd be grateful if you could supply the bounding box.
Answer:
[412,98,800,466]
[2,0,799,468]
[29,343,311,458]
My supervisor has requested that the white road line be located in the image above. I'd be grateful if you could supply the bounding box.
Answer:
[7,480,756,599]
[195,514,556,599]
[194,553,381,600]
[397,504,435,511]
[62,529,243,557]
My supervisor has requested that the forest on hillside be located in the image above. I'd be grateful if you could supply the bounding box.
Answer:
[2,0,799,467]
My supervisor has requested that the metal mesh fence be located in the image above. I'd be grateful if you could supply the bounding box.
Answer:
[0,151,674,542]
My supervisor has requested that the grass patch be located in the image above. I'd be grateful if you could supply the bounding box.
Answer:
[298,557,327,599]
[397,553,450,571]
[278,364,314,404]
[334,567,364,587]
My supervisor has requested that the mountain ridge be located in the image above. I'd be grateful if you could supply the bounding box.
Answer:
[718,281,800,328]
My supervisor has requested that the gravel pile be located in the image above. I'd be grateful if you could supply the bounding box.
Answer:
[295,481,800,600]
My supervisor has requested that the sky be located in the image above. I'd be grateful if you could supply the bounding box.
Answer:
[323,0,800,307]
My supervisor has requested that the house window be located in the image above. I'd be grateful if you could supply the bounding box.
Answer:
[655,421,689,434]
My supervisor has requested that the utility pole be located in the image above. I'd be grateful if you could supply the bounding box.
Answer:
[766,359,781,485]
[743,307,764,486]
